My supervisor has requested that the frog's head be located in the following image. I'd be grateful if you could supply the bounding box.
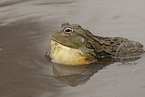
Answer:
[50,23,102,65]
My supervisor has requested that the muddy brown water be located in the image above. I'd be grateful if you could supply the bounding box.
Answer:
[0,0,145,97]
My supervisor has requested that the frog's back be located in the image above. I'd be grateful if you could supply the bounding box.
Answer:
[114,39,144,57]
[91,34,145,58]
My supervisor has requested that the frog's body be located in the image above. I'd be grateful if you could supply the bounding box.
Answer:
[50,23,144,65]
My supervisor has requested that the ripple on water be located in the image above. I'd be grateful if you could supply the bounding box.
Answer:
[0,17,58,97]
[0,83,22,97]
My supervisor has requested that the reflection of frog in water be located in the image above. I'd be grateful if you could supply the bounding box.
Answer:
[52,57,113,86]
[50,23,144,65]
[52,57,141,86]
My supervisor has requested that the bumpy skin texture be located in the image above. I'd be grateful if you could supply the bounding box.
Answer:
[51,23,144,59]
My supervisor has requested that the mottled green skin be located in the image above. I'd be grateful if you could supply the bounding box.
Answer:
[51,23,144,59]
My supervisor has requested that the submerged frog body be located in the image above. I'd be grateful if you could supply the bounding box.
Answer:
[50,23,144,65]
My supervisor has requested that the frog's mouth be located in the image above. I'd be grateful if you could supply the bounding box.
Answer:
[50,37,95,65]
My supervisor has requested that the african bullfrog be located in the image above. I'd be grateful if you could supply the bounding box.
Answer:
[50,23,144,65]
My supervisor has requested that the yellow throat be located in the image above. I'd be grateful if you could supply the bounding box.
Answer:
[50,40,95,65]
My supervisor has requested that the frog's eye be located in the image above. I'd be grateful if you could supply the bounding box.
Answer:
[64,28,73,34]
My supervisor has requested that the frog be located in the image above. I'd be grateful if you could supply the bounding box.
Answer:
[49,23,144,65]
